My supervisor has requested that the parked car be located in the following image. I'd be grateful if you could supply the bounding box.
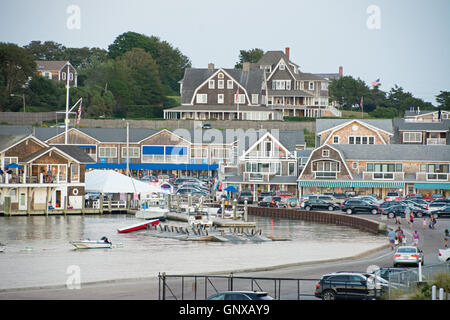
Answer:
[429,205,450,218]
[302,199,340,211]
[431,194,445,201]
[403,199,428,209]
[385,192,401,201]
[285,197,299,208]
[314,272,379,300]
[207,291,273,300]
[426,201,449,215]
[341,200,379,215]
[176,188,207,196]
[300,193,314,202]
[237,191,253,204]
[352,196,381,205]
[141,175,158,183]
[332,193,347,202]
[258,192,275,202]
[382,204,427,219]
[393,246,424,267]
[438,248,450,263]
[308,194,341,204]
[200,123,212,129]
[258,196,277,207]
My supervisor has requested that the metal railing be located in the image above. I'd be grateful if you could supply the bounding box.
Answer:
[158,273,320,300]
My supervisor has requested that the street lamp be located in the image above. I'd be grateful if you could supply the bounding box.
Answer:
[10,93,25,112]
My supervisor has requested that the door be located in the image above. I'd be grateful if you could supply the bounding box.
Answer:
[55,190,62,209]
[347,275,369,299]
[19,191,27,211]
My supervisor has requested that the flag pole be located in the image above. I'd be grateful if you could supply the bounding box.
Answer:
[64,64,70,144]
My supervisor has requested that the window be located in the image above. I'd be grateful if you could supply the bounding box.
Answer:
[321,82,328,90]
[61,72,66,80]
[251,94,258,104]
[286,80,291,90]
[279,63,285,70]
[121,147,140,158]
[403,132,422,143]
[218,80,224,89]
[333,136,339,144]
[227,80,233,89]
[71,164,79,182]
[69,73,73,81]
[313,160,339,179]
[322,149,330,157]
[196,94,208,104]
[349,136,375,144]
[309,82,314,90]
[217,94,224,104]
[272,80,286,90]
[99,147,117,158]
[288,162,296,176]
[235,94,245,104]
[218,73,224,79]
[366,162,403,179]
[208,80,215,89]
[352,162,358,169]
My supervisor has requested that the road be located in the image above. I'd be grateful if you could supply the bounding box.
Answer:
[0,214,448,300]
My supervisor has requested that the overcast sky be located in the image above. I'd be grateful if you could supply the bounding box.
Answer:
[1,0,449,105]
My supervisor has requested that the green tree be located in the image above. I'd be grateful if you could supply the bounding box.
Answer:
[436,91,450,111]
[328,76,370,110]
[235,48,264,69]
[24,41,66,60]
[0,43,37,111]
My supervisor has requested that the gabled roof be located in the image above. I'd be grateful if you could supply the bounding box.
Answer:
[0,134,48,153]
[393,118,450,132]
[316,119,393,135]
[21,145,95,164]
[35,60,74,72]
[180,68,265,105]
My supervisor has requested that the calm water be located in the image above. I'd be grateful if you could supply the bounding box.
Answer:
[0,214,386,289]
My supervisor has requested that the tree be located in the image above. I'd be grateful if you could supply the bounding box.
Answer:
[234,48,264,69]
[0,43,36,111]
[436,91,450,111]
[108,31,191,95]
[24,41,66,60]
[328,76,370,110]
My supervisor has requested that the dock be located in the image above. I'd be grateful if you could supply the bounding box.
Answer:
[166,212,256,228]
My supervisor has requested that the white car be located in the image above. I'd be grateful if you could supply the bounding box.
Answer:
[438,248,450,263]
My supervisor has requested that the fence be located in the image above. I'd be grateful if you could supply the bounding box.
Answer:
[0,112,64,125]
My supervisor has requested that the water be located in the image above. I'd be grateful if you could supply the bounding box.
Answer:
[0,214,386,290]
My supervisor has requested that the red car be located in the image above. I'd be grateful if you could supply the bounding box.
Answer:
[385,192,401,201]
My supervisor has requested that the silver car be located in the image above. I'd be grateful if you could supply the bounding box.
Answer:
[393,246,424,267]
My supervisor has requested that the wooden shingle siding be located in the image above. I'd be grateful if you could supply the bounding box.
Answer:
[47,129,98,145]
[194,72,248,106]
[5,138,45,161]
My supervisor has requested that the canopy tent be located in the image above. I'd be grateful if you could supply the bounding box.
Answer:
[85,170,163,194]
[5,163,22,169]
[224,186,239,193]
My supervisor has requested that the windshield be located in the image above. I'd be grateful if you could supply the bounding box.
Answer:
[397,247,417,254]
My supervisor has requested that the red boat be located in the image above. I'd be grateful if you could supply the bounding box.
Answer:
[117,219,159,233]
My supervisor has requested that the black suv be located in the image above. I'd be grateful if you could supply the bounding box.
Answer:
[302,199,340,211]
[430,205,450,218]
[314,273,379,300]
[341,200,379,215]
[258,192,275,202]
[237,191,253,204]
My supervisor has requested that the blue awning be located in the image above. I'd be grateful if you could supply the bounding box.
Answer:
[86,163,218,171]
[142,146,164,155]
[77,145,96,148]
[165,146,187,155]
[298,180,405,188]
[414,183,450,190]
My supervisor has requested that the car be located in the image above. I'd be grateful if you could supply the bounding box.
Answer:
[176,188,207,196]
[426,201,449,215]
[429,205,450,218]
[352,196,381,205]
[285,197,299,208]
[207,291,274,300]
[314,272,380,300]
[276,191,294,198]
[431,194,445,201]
[258,192,275,202]
[341,199,379,215]
[300,193,314,202]
[141,175,158,183]
[237,191,253,204]
[258,196,277,207]
[382,204,427,219]
[385,192,401,201]
[308,194,341,204]
[332,193,348,202]
[393,246,424,267]
[302,199,340,211]
[200,123,212,129]
[438,248,450,263]
[404,199,428,209]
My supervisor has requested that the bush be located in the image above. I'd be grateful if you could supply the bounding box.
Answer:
[283,116,316,122]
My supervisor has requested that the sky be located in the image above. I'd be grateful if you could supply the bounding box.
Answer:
[1,0,449,105]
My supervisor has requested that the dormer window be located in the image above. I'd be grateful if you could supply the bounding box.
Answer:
[279,63,285,71]
[322,149,330,157]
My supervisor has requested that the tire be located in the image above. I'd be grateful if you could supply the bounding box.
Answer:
[305,206,311,211]
[328,206,334,211]
[322,290,336,301]
[371,209,377,215]
[388,212,395,219]
[433,213,438,219]
[346,208,352,215]
[416,211,423,218]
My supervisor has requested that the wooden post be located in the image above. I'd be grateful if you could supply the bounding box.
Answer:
[244,200,248,222]
[81,192,85,216]
[233,199,237,220]
[100,193,104,215]
[27,187,31,216]
[45,187,50,216]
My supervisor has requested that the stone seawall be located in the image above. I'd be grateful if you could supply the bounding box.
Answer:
[249,207,387,235]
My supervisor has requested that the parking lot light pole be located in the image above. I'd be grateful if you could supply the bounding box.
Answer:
[10,93,26,112]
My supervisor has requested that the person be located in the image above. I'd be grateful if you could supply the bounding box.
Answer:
[412,230,419,247]
[388,229,396,250]
[408,211,414,228]
[444,229,449,248]
[429,216,437,230]
[394,210,402,225]
[402,234,407,246]
[395,227,404,246]
[422,218,427,230]
[394,236,399,249]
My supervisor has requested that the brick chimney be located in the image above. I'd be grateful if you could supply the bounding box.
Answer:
[242,62,250,72]
[208,63,214,70]
[339,66,343,77]
[285,47,290,59]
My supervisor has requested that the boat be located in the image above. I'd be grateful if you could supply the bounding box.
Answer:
[0,243,5,253]
[135,207,168,220]
[70,237,112,249]
[117,219,159,233]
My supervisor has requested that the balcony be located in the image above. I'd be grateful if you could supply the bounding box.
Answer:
[363,172,405,181]
[0,173,69,185]
[426,138,446,145]
[416,172,449,181]
[243,172,272,182]
[244,151,291,159]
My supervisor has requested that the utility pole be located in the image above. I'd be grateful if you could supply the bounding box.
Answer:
[64,64,70,144]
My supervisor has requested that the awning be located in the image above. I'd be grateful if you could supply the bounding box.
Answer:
[86,163,218,171]
[298,180,405,188]
[414,183,450,190]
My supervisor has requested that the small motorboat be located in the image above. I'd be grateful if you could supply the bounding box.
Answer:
[0,243,5,253]
[71,236,112,249]
[135,207,169,221]
[117,219,159,233]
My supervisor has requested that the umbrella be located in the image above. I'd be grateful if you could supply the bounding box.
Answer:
[5,163,22,169]
[224,186,238,193]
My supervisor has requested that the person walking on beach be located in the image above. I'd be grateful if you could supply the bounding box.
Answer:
[388,229,396,250]
[412,230,419,247]
[444,229,449,248]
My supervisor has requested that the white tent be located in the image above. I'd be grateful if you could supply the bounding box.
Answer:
[85,170,163,194]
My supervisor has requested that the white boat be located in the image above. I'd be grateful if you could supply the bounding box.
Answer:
[135,207,169,220]
[71,237,112,249]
